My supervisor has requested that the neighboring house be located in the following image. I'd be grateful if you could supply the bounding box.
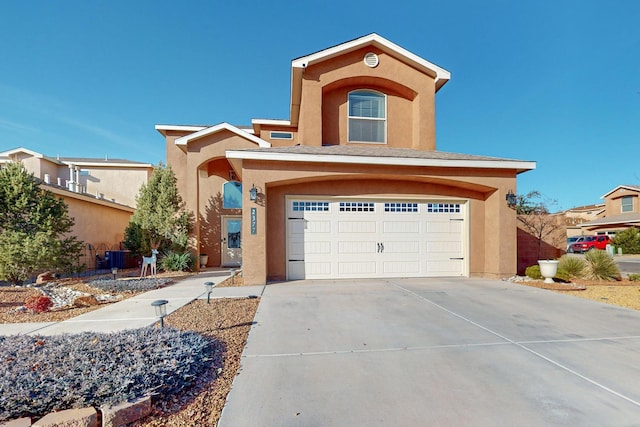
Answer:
[579,185,640,234]
[562,203,605,237]
[0,147,153,268]
[156,33,536,286]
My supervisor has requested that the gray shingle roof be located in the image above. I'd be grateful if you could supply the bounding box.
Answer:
[239,144,531,163]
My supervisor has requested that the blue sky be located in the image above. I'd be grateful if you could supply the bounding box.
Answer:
[1,0,638,211]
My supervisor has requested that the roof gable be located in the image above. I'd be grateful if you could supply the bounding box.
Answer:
[175,122,270,148]
[601,185,640,199]
[292,33,450,89]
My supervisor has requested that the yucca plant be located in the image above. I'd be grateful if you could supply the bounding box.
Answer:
[557,255,586,279]
[160,250,194,272]
[584,250,620,281]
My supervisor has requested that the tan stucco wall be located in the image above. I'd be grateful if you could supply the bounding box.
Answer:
[166,130,266,265]
[73,167,151,207]
[239,159,518,285]
[47,188,134,269]
[299,46,436,150]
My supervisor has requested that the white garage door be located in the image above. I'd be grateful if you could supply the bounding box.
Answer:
[287,198,466,280]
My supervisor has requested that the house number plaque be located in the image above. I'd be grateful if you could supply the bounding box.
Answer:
[251,207,257,235]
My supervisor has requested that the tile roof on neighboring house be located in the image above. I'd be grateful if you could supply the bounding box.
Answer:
[226,145,536,173]
[579,212,640,228]
[564,203,605,213]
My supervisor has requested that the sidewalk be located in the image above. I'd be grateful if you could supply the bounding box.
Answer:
[0,270,265,336]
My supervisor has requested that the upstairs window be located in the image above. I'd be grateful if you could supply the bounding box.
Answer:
[348,90,386,143]
[621,196,633,213]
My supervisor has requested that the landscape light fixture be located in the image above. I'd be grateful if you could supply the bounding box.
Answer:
[151,299,169,328]
[506,190,517,208]
[249,184,258,202]
[111,267,118,280]
[204,281,214,304]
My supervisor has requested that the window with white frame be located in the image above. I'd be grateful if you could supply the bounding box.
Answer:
[223,181,242,209]
[621,196,633,213]
[348,90,386,143]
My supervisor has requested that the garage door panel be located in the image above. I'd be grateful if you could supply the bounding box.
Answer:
[383,261,420,274]
[383,241,420,253]
[304,241,332,254]
[426,260,464,274]
[427,241,462,253]
[425,220,462,233]
[382,221,420,234]
[338,241,377,254]
[306,262,332,276]
[338,221,376,233]
[306,221,331,233]
[338,261,377,275]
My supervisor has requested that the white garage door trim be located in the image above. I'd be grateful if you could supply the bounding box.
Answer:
[286,196,468,280]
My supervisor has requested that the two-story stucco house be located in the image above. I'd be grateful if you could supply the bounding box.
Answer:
[0,147,153,268]
[579,185,640,234]
[156,34,535,286]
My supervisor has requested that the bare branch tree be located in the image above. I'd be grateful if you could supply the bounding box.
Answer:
[516,191,565,259]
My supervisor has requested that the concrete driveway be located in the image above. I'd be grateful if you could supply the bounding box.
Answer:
[218,278,640,426]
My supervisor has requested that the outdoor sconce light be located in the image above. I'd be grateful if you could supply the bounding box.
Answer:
[204,281,214,304]
[151,299,169,328]
[249,184,258,202]
[506,190,517,208]
[111,267,118,280]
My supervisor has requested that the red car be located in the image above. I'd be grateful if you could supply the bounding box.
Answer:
[569,235,611,253]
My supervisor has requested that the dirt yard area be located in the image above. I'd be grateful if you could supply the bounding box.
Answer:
[517,279,640,311]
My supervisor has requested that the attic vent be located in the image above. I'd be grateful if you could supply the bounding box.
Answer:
[363,52,379,68]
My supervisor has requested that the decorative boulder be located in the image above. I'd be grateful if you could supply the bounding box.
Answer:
[36,271,58,285]
[73,295,100,307]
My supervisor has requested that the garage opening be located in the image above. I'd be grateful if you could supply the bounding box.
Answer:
[287,197,467,280]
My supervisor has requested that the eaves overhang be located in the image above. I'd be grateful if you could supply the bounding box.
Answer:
[226,148,536,174]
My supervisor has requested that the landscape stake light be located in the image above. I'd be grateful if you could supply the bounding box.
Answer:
[204,281,214,304]
[111,267,118,280]
[151,299,168,328]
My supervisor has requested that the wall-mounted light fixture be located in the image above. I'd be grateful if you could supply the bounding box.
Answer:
[506,190,517,208]
[249,184,258,202]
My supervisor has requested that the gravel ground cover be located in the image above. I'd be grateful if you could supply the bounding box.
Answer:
[0,274,176,323]
[134,297,259,427]
[0,327,216,422]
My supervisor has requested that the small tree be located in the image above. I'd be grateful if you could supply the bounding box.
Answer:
[0,162,84,285]
[516,190,564,259]
[612,227,640,254]
[123,164,191,257]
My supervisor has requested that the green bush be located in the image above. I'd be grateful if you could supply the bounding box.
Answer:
[628,273,640,282]
[557,255,586,279]
[584,250,620,281]
[160,251,195,272]
[612,228,640,254]
[525,265,543,280]
[554,268,571,282]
